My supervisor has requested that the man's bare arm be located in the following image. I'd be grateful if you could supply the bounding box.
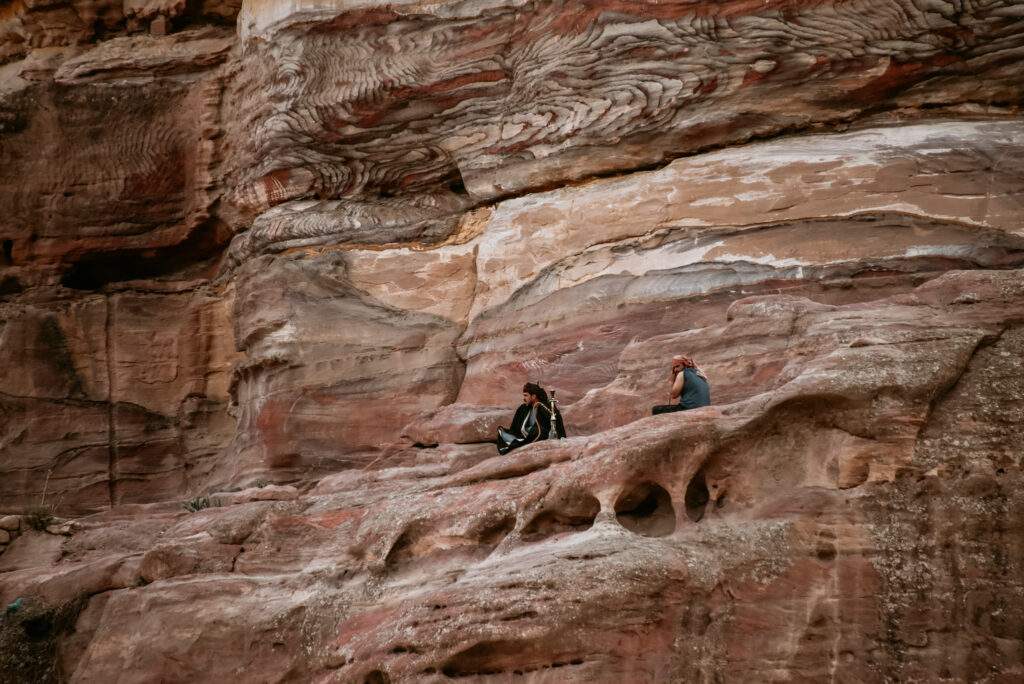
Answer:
[670,370,685,401]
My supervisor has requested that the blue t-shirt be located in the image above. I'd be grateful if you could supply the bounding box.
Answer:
[679,367,711,410]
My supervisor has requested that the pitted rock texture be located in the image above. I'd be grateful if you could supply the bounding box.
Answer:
[2,0,1024,682]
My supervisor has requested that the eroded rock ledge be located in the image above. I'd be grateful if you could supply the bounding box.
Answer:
[1,0,1023,682]
[2,269,1023,681]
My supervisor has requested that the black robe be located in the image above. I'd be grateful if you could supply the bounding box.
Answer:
[496,403,552,454]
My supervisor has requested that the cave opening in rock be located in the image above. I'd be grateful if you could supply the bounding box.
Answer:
[614,481,676,537]
[685,470,710,523]
[521,490,600,543]
[2,239,12,265]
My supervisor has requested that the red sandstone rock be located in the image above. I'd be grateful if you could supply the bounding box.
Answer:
[2,1,1024,682]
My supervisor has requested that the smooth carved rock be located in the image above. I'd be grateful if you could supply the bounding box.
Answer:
[138,536,240,583]
[0,287,239,515]
[228,251,464,478]
[402,403,509,446]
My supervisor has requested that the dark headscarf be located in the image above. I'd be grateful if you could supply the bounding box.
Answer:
[522,382,550,407]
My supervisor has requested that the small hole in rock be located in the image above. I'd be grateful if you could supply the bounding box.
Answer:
[614,481,676,537]
[390,645,419,655]
[1,239,12,265]
[521,489,599,542]
[364,669,390,684]
[447,175,467,195]
[816,544,837,562]
[685,470,710,523]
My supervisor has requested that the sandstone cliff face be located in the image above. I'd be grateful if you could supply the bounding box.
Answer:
[1,1,1023,681]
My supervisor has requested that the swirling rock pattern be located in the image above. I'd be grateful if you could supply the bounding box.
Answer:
[1,0,1024,682]
[228,0,1024,214]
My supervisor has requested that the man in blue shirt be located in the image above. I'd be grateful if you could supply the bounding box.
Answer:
[652,355,711,415]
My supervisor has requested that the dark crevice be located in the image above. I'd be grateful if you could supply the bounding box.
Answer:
[2,239,12,265]
[389,645,420,655]
[60,219,230,290]
[91,18,111,40]
[684,469,710,523]
[105,296,117,510]
[475,513,516,548]
[446,172,468,196]
[383,527,416,570]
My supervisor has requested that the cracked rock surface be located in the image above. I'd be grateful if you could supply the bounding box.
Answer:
[1,0,1023,681]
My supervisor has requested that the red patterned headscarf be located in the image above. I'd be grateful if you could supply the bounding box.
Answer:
[673,355,707,381]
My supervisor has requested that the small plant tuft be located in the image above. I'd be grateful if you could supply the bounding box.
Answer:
[254,479,269,489]
[23,506,55,532]
[182,496,220,513]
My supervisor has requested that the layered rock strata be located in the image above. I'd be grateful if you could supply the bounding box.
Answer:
[1,0,1024,681]
[3,269,1023,681]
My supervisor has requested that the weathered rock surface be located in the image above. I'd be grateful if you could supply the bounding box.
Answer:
[2,0,1024,682]
[229,0,1024,207]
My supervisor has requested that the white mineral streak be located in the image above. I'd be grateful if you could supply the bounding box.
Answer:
[455,120,1024,319]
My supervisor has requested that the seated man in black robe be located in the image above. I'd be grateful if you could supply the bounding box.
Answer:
[496,383,553,455]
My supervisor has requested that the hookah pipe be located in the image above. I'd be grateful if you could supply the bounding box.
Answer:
[548,390,562,440]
